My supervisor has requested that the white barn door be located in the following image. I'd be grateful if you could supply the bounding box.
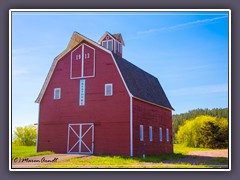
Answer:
[67,123,94,154]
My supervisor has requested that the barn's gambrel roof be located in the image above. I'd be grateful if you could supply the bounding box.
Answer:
[113,54,174,110]
[36,31,173,111]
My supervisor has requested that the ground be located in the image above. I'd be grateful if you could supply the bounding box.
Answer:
[11,149,228,169]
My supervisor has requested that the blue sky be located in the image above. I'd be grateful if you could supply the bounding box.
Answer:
[11,10,229,129]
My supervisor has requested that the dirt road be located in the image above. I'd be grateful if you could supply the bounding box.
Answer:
[188,149,228,158]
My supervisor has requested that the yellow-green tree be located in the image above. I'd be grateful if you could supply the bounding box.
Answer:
[13,124,37,146]
[175,116,228,149]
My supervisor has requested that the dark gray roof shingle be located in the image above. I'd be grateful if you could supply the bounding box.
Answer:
[113,53,174,110]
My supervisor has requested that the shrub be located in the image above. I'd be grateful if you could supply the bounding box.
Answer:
[175,116,228,149]
[13,124,37,146]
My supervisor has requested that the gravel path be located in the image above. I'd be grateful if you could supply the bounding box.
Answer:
[188,149,228,158]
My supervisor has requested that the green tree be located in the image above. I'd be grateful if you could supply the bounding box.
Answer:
[173,108,228,140]
[199,120,220,148]
[13,124,37,146]
[175,116,228,149]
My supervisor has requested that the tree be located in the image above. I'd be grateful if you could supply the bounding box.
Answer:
[13,124,37,146]
[175,116,228,149]
[173,108,228,140]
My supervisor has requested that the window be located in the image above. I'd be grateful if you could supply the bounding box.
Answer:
[117,42,122,53]
[119,44,122,53]
[149,126,153,141]
[54,88,61,100]
[107,41,113,51]
[105,84,113,96]
[102,41,107,48]
[102,40,113,51]
[159,127,163,142]
[166,128,169,142]
[140,125,144,141]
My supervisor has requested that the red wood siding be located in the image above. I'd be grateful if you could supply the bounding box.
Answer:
[132,98,173,156]
[38,40,130,156]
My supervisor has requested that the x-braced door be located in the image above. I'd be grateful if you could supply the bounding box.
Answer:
[67,123,94,154]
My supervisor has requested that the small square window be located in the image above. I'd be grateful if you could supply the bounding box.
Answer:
[54,88,61,100]
[105,84,113,96]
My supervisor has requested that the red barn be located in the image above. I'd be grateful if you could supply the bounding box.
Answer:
[36,31,174,156]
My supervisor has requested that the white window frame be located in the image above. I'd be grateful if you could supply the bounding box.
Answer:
[166,128,169,142]
[159,127,163,142]
[107,40,113,51]
[149,126,153,141]
[70,43,96,79]
[140,125,144,141]
[54,88,61,100]
[102,41,107,49]
[102,40,113,51]
[105,84,113,96]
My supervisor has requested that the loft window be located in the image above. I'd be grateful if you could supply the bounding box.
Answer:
[107,41,113,51]
[54,88,61,100]
[105,84,113,96]
[140,125,144,141]
[119,44,122,53]
[102,41,107,49]
[149,126,153,141]
[117,42,120,52]
[166,128,169,142]
[102,40,113,51]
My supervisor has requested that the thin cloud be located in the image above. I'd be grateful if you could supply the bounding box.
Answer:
[170,84,228,96]
[12,45,61,55]
[12,67,30,76]
[138,15,228,35]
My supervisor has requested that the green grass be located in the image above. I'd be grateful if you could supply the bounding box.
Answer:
[202,157,228,165]
[41,155,209,168]
[174,144,213,155]
[12,144,54,159]
[12,143,228,169]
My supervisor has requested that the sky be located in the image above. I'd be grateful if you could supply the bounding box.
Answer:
[11,10,229,129]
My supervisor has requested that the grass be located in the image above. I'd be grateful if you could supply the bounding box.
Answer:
[12,144,54,159]
[174,144,213,155]
[12,144,228,169]
[202,157,229,165]
[40,155,209,168]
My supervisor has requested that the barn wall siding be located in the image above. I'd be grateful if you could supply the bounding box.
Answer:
[38,40,131,156]
[132,98,173,156]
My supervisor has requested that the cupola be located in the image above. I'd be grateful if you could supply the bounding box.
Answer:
[98,32,125,57]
